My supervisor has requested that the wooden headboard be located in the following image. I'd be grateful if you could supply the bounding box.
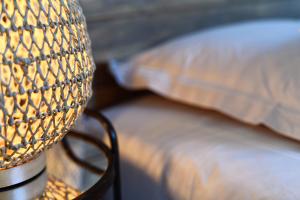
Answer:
[80,0,300,62]
[79,0,300,109]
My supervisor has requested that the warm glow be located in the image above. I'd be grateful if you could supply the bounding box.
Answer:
[37,176,80,199]
[0,0,94,168]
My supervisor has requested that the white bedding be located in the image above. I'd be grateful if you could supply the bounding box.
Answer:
[111,20,300,142]
[103,95,300,200]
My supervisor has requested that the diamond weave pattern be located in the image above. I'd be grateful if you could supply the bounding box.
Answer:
[0,0,94,168]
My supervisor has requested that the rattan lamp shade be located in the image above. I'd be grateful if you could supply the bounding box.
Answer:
[0,0,94,169]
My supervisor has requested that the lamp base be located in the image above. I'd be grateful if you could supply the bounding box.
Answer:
[0,153,47,200]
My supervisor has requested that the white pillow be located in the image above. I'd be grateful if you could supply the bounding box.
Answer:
[110,20,300,141]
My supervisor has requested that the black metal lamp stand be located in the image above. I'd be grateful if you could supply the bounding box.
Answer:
[62,109,122,200]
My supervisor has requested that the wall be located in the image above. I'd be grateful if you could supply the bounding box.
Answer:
[79,0,300,61]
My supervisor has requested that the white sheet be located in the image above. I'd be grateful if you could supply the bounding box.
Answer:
[103,95,300,200]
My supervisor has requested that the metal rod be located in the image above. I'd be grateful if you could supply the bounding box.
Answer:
[62,110,122,200]
[62,131,106,175]
[84,109,122,200]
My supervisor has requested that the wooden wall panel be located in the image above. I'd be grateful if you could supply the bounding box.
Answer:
[79,0,300,62]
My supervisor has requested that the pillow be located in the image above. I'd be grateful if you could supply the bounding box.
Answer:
[110,20,300,141]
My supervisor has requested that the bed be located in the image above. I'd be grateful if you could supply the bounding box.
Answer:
[102,95,300,200]
[50,0,300,199]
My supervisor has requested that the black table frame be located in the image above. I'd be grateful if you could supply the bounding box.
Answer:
[62,109,121,200]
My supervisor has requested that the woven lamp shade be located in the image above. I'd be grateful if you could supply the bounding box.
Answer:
[0,0,94,169]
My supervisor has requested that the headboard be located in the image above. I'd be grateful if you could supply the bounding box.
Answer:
[79,0,300,109]
[80,0,300,63]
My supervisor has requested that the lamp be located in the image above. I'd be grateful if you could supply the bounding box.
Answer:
[0,0,94,199]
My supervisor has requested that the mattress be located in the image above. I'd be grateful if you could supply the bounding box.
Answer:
[100,95,300,200]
